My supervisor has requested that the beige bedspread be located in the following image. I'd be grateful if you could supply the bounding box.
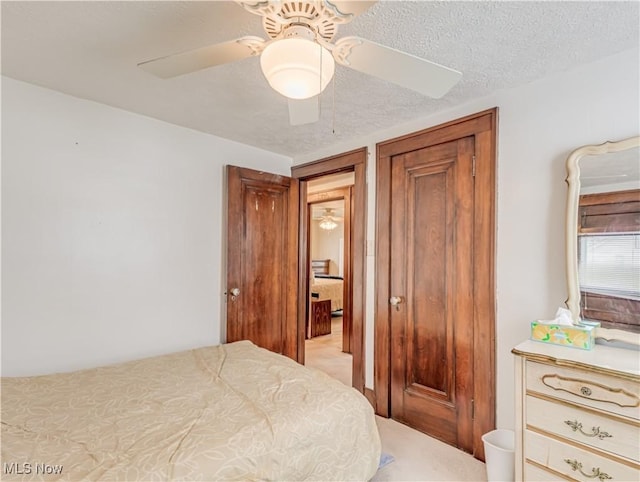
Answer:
[311,278,343,312]
[1,341,380,481]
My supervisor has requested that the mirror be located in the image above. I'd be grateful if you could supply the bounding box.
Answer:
[566,136,640,346]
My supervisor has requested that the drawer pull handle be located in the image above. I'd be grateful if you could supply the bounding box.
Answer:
[564,459,612,481]
[564,419,613,440]
[541,374,639,408]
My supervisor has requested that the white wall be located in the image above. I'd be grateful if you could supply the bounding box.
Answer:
[311,220,344,276]
[1,77,292,376]
[293,47,640,430]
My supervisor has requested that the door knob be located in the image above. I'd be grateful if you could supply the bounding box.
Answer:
[229,288,240,301]
[389,296,404,311]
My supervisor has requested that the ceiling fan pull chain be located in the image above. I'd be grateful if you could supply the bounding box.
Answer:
[319,45,323,119]
[332,68,336,134]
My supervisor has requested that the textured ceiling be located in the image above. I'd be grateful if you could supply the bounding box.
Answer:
[2,1,639,159]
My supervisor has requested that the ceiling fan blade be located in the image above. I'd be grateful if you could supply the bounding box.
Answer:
[138,36,266,79]
[333,36,462,99]
[288,97,319,126]
[328,1,377,18]
[236,0,282,17]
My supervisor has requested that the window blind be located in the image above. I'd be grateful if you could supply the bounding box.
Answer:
[579,233,640,299]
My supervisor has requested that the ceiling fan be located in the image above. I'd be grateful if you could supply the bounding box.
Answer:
[138,0,462,126]
[313,207,344,220]
[314,207,343,230]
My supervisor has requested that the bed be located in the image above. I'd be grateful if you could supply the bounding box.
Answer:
[1,341,380,481]
[311,276,344,312]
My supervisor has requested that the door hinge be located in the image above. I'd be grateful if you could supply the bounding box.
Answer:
[472,155,476,177]
[471,399,475,420]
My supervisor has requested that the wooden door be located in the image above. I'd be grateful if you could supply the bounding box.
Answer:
[376,109,497,459]
[389,137,475,451]
[226,166,299,360]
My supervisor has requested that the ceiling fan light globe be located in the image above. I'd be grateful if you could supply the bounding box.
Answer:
[271,68,322,100]
[260,38,335,100]
[319,218,338,231]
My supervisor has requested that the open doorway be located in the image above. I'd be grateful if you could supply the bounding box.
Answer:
[304,174,354,386]
[291,147,367,394]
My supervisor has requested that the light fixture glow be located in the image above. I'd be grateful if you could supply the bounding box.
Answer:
[319,217,338,231]
[260,38,335,100]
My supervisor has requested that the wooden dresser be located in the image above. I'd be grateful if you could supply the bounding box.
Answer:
[512,340,639,481]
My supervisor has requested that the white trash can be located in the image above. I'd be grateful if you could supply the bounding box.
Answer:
[481,429,515,482]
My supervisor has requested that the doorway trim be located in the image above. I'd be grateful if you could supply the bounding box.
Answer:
[291,148,367,393]
[374,109,497,459]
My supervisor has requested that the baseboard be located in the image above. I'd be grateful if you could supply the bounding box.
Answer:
[364,387,376,410]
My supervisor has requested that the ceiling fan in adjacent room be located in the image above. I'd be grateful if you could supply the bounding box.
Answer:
[313,207,343,231]
[138,0,462,125]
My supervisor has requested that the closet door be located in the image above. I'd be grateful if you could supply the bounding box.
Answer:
[389,137,475,452]
[375,109,497,460]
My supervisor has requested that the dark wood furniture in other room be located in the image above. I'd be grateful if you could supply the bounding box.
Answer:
[310,299,331,337]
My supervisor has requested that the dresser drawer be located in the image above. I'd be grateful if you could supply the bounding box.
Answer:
[526,395,640,462]
[526,360,640,420]
[524,461,561,481]
[525,430,640,481]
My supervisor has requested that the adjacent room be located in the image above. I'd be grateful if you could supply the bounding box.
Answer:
[2,1,639,481]
[305,172,355,386]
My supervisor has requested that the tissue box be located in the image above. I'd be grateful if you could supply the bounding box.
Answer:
[530,321,598,350]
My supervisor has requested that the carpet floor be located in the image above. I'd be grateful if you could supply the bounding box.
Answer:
[305,317,487,481]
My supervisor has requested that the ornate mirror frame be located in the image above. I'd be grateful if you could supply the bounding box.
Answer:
[565,135,640,346]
